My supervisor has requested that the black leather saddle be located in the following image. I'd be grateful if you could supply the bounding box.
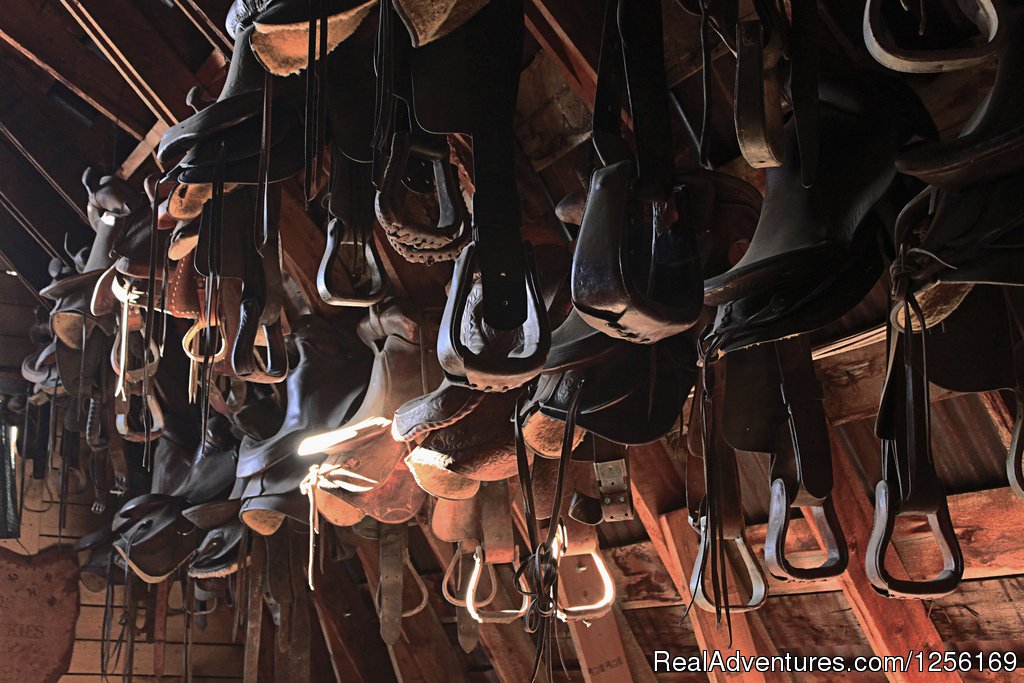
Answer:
[571,0,703,344]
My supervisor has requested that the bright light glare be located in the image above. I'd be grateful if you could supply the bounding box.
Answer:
[297,416,391,456]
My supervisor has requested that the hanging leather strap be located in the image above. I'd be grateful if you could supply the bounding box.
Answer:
[456,597,480,652]
[788,0,819,187]
[569,437,632,525]
[592,0,674,201]
[469,0,527,330]
[243,536,266,683]
[378,521,407,645]
[479,480,514,565]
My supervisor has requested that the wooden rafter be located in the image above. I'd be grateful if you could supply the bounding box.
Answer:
[169,0,234,57]
[59,0,199,125]
[0,0,153,140]
[0,136,91,260]
[309,549,399,683]
[0,72,89,221]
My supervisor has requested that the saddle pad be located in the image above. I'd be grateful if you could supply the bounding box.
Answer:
[0,548,80,683]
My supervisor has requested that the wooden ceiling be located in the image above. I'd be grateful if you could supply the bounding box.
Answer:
[1,1,1022,681]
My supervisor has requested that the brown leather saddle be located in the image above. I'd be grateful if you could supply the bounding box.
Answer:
[705,70,932,354]
[306,302,439,494]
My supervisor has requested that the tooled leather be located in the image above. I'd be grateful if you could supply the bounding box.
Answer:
[375,131,469,249]
[326,460,425,524]
[392,382,485,442]
[385,224,469,264]
[417,390,517,459]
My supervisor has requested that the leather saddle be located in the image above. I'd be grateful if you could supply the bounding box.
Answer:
[236,316,372,534]
[303,302,440,492]
[572,0,703,344]
[881,4,1024,328]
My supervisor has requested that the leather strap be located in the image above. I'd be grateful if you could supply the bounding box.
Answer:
[378,521,407,645]
[469,0,527,330]
[788,0,819,187]
[478,480,514,565]
[569,437,632,524]
[243,536,266,683]
[456,605,480,653]
[592,0,673,201]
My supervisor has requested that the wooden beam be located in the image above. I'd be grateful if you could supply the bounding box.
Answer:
[524,0,597,105]
[0,45,119,165]
[813,430,962,683]
[629,441,787,683]
[59,0,199,125]
[309,549,398,683]
[557,560,653,683]
[170,0,234,57]
[0,137,91,259]
[816,332,961,426]
[116,122,169,181]
[0,72,89,221]
[117,49,226,180]
[0,0,153,140]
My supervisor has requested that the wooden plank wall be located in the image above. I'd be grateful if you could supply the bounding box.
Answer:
[2,439,244,682]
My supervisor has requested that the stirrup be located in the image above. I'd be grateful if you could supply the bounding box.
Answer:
[765,480,847,581]
[317,217,388,307]
[864,0,1002,73]
[689,515,767,613]
[375,130,468,249]
[464,546,532,624]
[865,479,964,599]
[734,18,785,167]
[439,242,550,392]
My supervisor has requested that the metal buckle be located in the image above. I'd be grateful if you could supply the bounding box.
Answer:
[595,458,633,522]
